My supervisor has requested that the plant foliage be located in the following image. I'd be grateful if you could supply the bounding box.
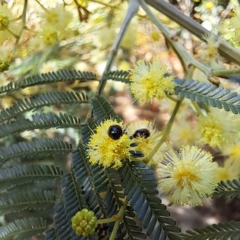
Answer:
[0,90,88,122]
[213,178,240,199]
[0,217,47,240]
[1,0,240,239]
[0,112,82,138]
[0,70,97,95]
[181,221,240,240]
[174,79,240,114]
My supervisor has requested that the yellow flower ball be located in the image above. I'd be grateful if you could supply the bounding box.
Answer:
[129,58,175,103]
[72,209,97,236]
[87,119,131,169]
[157,145,219,206]
[197,108,236,148]
[127,120,165,165]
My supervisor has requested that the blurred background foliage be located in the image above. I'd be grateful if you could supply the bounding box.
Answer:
[1,0,240,238]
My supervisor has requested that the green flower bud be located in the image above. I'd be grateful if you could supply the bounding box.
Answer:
[71,209,98,236]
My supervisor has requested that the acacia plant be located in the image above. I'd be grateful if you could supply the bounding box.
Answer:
[0,0,240,239]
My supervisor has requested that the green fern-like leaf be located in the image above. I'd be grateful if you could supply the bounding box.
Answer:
[0,164,63,192]
[104,70,130,83]
[0,217,47,240]
[213,178,240,199]
[92,95,121,123]
[72,143,105,215]
[0,91,88,123]
[119,160,181,240]
[0,139,72,164]
[0,112,81,138]
[174,79,240,114]
[0,70,97,95]
[104,168,147,239]
[47,200,71,240]
[0,190,56,215]
[181,221,240,240]
[46,94,182,239]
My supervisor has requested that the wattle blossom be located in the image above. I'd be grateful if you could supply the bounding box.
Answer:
[127,120,166,165]
[129,58,175,103]
[87,119,131,169]
[157,145,218,206]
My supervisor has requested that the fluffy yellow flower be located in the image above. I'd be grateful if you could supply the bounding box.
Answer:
[87,119,131,169]
[221,9,240,48]
[217,158,239,182]
[40,61,58,73]
[0,45,12,72]
[197,34,220,67]
[197,108,236,148]
[127,120,165,165]
[157,145,218,206]
[221,144,240,179]
[170,117,199,149]
[0,5,17,42]
[40,4,73,31]
[224,143,240,162]
[129,58,175,103]
[40,26,59,46]
[28,36,46,53]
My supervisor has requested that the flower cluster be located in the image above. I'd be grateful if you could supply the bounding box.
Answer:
[197,34,220,68]
[72,209,98,236]
[129,58,175,103]
[197,108,236,148]
[87,119,131,169]
[157,145,219,206]
[127,120,166,165]
[221,9,240,48]
[220,143,240,180]
[217,159,238,182]
[0,5,17,42]
[87,119,167,169]
[170,117,199,149]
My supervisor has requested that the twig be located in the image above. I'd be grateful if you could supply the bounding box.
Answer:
[144,98,183,163]
[91,0,119,8]
[97,0,139,95]
[35,0,48,11]
[140,0,211,77]
[13,0,28,55]
[145,0,240,65]
[212,68,240,77]
[109,199,128,240]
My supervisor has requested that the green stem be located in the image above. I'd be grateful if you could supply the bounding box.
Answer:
[13,0,28,55]
[97,0,139,95]
[109,199,128,240]
[167,94,178,102]
[91,0,119,8]
[186,65,195,80]
[212,68,240,77]
[191,101,204,116]
[144,0,240,65]
[6,28,18,38]
[165,140,178,158]
[139,0,211,76]
[35,0,48,11]
[144,98,183,163]
[10,17,22,22]
[97,218,117,224]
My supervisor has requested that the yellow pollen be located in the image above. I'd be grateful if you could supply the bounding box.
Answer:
[217,168,230,182]
[173,161,199,187]
[179,128,195,143]
[202,123,222,146]
[229,145,240,158]
[0,15,9,30]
